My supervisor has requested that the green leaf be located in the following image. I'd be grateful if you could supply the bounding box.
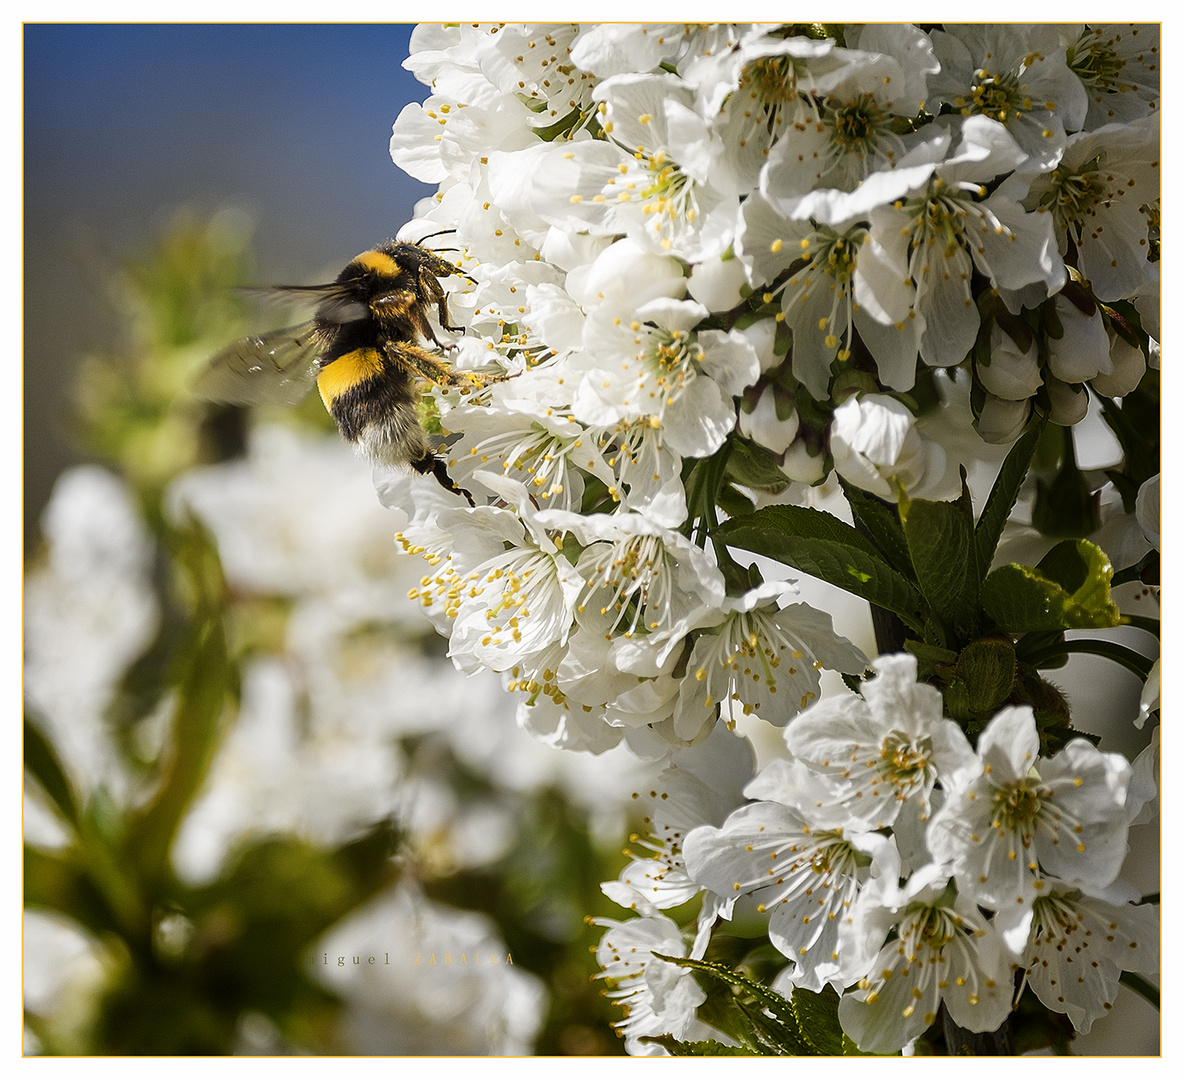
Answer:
[1023,638,1155,681]
[1038,540,1119,616]
[654,953,812,1055]
[716,506,925,634]
[734,996,808,1055]
[975,421,1042,579]
[643,1037,757,1056]
[193,824,402,980]
[24,845,122,937]
[1112,549,1159,588]
[791,985,845,1056]
[898,475,981,640]
[839,478,913,578]
[1098,376,1160,494]
[716,484,756,521]
[981,539,1123,633]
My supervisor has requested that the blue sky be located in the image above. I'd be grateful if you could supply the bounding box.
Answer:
[24,23,433,274]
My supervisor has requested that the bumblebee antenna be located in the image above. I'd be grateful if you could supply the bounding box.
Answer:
[417,228,458,243]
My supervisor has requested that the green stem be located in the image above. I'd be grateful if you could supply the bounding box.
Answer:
[1119,972,1160,1011]
[1025,639,1155,681]
[693,441,732,549]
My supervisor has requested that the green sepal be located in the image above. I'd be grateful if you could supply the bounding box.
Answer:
[532,105,586,141]
[560,532,585,568]
[725,435,791,495]
[904,640,958,670]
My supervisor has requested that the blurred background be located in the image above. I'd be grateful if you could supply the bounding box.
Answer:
[22,22,1159,1057]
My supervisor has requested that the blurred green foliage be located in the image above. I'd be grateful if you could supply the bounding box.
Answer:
[23,212,632,1055]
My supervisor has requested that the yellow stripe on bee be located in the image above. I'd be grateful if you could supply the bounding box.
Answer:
[317,348,383,406]
[352,249,402,279]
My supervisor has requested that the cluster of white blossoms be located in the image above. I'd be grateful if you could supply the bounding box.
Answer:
[384,23,1159,1053]
[685,657,1158,1052]
[582,657,1158,1054]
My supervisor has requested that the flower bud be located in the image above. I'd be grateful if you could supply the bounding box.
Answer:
[975,393,1031,444]
[1090,333,1146,398]
[1136,473,1160,551]
[979,324,1043,400]
[687,253,749,311]
[1046,295,1111,384]
[737,385,799,454]
[780,440,827,484]
[742,318,780,373]
[1044,375,1089,426]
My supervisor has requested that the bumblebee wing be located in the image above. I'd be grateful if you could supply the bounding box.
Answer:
[192,322,323,406]
[238,284,369,325]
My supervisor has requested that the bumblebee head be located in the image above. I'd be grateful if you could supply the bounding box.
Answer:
[380,238,476,286]
[340,248,410,295]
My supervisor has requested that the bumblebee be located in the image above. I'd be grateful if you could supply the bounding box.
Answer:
[193,236,489,497]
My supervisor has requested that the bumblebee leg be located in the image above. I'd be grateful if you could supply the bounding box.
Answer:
[419,274,464,341]
[411,452,475,506]
[390,342,462,386]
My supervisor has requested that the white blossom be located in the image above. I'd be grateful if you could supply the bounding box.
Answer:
[837,871,1015,1053]
[779,654,978,848]
[927,705,1134,952]
[867,115,1065,369]
[379,24,1161,1055]
[1065,24,1160,130]
[737,201,921,396]
[24,466,159,805]
[928,25,1087,170]
[591,913,707,1048]
[605,724,756,914]
[1016,114,1159,301]
[673,581,867,737]
[1020,890,1158,1033]
[684,799,898,992]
